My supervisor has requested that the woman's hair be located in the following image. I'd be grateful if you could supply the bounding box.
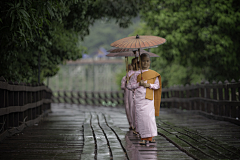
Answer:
[140,53,150,60]
[128,64,132,70]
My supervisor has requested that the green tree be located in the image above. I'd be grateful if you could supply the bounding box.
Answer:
[0,0,149,83]
[136,0,240,85]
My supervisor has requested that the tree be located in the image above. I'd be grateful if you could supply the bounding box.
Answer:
[136,0,240,85]
[0,0,149,82]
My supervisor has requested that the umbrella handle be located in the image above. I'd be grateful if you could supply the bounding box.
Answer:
[125,56,129,84]
[138,49,143,79]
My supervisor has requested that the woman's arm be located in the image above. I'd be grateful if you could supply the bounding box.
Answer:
[143,77,160,89]
[149,77,160,90]
[121,76,126,90]
[127,73,140,90]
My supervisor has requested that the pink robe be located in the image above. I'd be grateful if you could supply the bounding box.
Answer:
[121,70,135,127]
[127,71,136,129]
[127,71,135,128]
[127,69,160,138]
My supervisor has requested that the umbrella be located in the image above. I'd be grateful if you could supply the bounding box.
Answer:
[111,35,166,49]
[114,49,159,57]
[106,52,119,57]
[106,48,139,57]
[111,35,166,79]
[107,48,133,53]
[106,48,139,58]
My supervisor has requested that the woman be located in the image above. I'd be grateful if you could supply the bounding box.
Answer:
[127,53,162,145]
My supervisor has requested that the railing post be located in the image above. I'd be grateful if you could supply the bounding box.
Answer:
[166,89,170,108]
[84,91,88,106]
[224,80,230,117]
[180,85,184,110]
[190,83,195,110]
[71,91,74,105]
[19,82,25,124]
[218,81,224,116]
[238,79,240,119]
[170,87,174,108]
[175,85,179,109]
[195,83,200,110]
[185,84,190,110]
[205,81,211,113]
[57,91,61,103]
[77,91,81,105]
[8,81,14,129]
[0,77,6,133]
[13,82,19,127]
[161,91,165,108]
[212,81,218,115]
[230,79,237,118]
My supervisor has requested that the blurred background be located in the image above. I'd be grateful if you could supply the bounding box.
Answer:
[0,0,239,91]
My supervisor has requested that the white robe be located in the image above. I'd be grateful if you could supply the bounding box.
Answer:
[127,69,160,138]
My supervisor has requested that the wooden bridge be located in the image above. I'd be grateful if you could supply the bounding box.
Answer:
[0,78,240,159]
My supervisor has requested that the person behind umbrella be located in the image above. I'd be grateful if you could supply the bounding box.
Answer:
[121,64,134,129]
[127,57,138,131]
[127,53,162,145]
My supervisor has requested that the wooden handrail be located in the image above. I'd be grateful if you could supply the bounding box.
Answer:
[0,78,52,141]
[53,79,240,124]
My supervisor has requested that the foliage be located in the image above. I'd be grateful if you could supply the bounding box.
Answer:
[135,0,240,86]
[0,0,148,83]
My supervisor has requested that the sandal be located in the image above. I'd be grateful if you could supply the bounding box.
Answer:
[139,140,147,145]
[149,139,156,143]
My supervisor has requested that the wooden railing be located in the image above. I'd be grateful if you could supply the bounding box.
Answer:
[161,80,240,125]
[53,79,240,125]
[52,91,124,107]
[0,77,52,141]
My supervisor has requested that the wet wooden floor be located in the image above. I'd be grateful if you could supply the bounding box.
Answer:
[0,103,240,160]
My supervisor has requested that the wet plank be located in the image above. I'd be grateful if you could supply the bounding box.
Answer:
[1,103,239,160]
[0,104,84,160]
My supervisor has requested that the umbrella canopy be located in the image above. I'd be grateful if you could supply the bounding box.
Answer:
[107,48,137,53]
[111,35,166,49]
[114,49,159,57]
[106,52,119,57]
[106,48,138,57]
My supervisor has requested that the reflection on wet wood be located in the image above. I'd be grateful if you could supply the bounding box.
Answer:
[0,104,239,160]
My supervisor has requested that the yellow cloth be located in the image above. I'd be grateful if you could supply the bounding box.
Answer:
[137,69,162,116]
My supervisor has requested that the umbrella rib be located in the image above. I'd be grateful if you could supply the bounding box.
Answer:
[111,36,134,48]
[118,40,131,48]
[128,40,136,48]
[140,39,148,48]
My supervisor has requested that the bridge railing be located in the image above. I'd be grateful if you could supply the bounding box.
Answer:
[52,79,240,125]
[52,90,124,107]
[161,79,240,124]
[0,77,52,141]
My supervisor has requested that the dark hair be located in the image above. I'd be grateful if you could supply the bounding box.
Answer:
[131,57,137,64]
[140,53,150,60]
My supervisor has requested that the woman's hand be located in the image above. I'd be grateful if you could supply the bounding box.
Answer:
[139,80,145,86]
[143,83,150,88]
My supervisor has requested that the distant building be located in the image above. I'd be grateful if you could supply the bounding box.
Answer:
[82,47,109,60]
